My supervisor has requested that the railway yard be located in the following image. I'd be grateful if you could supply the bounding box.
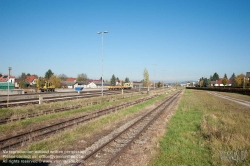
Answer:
[0,88,182,165]
[1,88,250,165]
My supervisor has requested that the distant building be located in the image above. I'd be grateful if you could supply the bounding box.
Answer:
[211,78,232,87]
[246,72,250,79]
[66,77,76,82]
[132,81,142,88]
[116,80,123,86]
[0,75,15,83]
[62,77,76,88]
[25,75,37,86]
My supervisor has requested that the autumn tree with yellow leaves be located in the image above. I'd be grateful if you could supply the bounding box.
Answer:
[234,74,244,87]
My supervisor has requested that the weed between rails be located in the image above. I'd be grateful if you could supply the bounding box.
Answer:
[20,94,168,152]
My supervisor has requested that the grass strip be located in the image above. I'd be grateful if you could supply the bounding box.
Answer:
[0,94,145,134]
[153,90,211,166]
[153,89,250,165]
[23,94,168,152]
[0,92,142,119]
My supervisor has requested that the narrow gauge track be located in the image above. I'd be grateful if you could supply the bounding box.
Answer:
[72,91,181,166]
[0,89,144,108]
[0,94,159,151]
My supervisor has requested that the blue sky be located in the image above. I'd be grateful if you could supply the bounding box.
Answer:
[0,0,249,82]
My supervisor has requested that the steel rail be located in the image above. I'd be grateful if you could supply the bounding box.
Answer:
[0,91,147,124]
[72,91,181,166]
[0,95,159,151]
[0,89,144,108]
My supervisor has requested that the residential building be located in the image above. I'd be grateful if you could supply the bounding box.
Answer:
[132,81,142,88]
[0,75,15,83]
[211,78,232,87]
[66,77,76,82]
[116,80,123,86]
[15,79,19,88]
[246,72,250,79]
[25,75,37,86]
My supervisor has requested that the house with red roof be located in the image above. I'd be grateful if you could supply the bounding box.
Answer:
[211,78,232,87]
[0,74,15,83]
[25,75,37,85]
[66,77,76,82]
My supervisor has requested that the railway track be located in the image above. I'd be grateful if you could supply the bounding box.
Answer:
[70,91,181,166]
[0,94,160,151]
[0,92,122,125]
[0,89,145,108]
[0,90,149,125]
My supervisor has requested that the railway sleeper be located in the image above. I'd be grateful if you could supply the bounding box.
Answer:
[0,94,160,150]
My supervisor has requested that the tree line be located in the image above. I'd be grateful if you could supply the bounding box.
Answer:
[14,69,133,89]
[198,72,249,88]
[109,74,130,86]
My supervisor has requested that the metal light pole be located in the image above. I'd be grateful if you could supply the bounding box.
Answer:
[97,31,108,96]
[152,64,157,90]
[7,67,12,107]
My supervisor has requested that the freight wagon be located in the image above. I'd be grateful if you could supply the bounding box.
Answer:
[106,83,132,90]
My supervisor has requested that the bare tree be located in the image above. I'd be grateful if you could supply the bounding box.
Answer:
[76,73,88,82]
[58,74,68,81]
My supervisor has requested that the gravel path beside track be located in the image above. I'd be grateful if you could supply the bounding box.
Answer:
[208,91,250,107]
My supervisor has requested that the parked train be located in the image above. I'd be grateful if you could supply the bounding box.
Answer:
[106,83,133,90]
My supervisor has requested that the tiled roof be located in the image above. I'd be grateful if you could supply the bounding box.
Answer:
[0,75,15,82]
[25,75,37,83]
[66,78,75,82]
[89,79,102,83]
[212,78,231,84]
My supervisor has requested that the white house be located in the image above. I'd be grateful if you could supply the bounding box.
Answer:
[0,75,15,83]
[87,82,97,88]
[211,78,232,87]
[73,82,97,89]
[25,76,37,86]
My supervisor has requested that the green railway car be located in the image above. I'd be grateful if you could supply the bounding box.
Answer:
[0,82,14,90]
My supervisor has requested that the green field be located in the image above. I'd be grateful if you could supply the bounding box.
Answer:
[153,89,250,166]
